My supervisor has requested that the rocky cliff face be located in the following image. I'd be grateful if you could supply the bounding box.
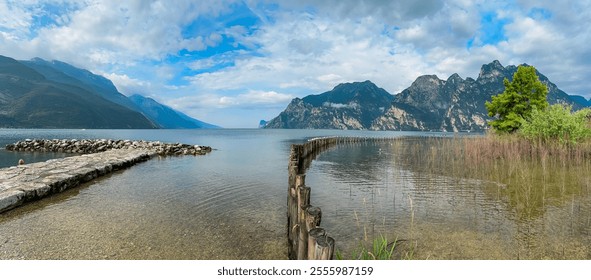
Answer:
[266,60,588,131]
[264,80,394,129]
[372,60,581,131]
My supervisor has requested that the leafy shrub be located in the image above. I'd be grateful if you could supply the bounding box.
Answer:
[519,104,591,145]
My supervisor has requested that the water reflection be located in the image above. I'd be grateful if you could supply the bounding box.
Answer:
[305,138,591,259]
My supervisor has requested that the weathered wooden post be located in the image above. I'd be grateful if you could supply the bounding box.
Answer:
[308,227,326,260]
[294,175,308,259]
[296,185,310,260]
[314,235,335,260]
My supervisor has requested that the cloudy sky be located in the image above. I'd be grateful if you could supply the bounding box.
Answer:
[1,0,589,128]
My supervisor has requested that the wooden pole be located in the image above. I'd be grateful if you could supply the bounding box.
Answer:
[296,186,311,260]
[307,227,326,260]
[295,177,310,260]
[297,222,308,260]
[305,206,322,229]
[314,235,335,260]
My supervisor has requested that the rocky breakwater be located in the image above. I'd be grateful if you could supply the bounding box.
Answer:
[1,139,212,214]
[5,139,212,156]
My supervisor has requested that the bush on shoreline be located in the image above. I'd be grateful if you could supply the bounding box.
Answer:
[518,104,591,145]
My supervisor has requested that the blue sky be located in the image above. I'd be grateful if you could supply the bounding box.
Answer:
[1,0,590,128]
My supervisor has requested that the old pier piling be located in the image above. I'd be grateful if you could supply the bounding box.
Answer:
[287,136,391,260]
[0,139,212,214]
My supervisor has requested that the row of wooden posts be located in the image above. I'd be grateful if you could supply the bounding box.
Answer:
[287,136,393,260]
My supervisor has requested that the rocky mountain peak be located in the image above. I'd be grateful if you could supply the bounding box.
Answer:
[265,80,394,129]
[407,75,444,93]
[332,80,380,94]
[447,73,463,84]
[478,60,507,83]
[302,80,392,107]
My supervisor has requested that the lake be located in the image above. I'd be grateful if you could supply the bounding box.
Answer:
[0,129,589,259]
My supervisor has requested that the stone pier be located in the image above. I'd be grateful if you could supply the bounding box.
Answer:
[0,149,156,213]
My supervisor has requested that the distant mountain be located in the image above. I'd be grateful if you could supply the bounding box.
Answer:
[129,94,219,129]
[22,58,142,113]
[568,95,591,107]
[0,55,156,129]
[0,55,217,129]
[264,80,394,129]
[266,61,588,131]
[372,60,584,131]
[258,120,268,128]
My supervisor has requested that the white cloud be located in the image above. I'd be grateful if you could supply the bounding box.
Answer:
[168,90,294,110]
[185,10,432,97]
[0,0,241,68]
[3,0,591,128]
[102,72,152,96]
[271,0,444,24]
[0,2,32,36]
[238,90,295,104]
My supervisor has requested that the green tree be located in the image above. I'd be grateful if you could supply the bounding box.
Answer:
[485,65,549,133]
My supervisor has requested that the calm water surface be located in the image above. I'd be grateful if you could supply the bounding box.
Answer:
[0,129,589,259]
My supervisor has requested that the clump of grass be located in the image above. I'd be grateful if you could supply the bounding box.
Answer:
[336,235,397,260]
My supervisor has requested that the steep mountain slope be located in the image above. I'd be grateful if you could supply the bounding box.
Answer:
[0,55,157,128]
[22,58,142,112]
[129,94,219,129]
[264,80,394,129]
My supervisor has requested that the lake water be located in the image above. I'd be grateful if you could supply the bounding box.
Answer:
[0,129,589,259]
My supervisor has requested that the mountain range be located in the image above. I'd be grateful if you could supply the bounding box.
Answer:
[264,60,588,131]
[0,55,217,129]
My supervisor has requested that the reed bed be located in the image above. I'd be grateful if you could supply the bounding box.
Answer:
[397,134,591,221]
[334,135,591,259]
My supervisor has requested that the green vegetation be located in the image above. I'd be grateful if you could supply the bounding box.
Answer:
[336,235,397,260]
[401,135,591,219]
[390,136,591,259]
[486,65,591,145]
[519,104,591,145]
[486,65,548,133]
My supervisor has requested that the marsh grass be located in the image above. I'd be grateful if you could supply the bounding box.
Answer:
[336,134,591,260]
[397,133,591,222]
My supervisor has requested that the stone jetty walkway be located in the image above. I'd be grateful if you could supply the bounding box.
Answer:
[0,139,212,214]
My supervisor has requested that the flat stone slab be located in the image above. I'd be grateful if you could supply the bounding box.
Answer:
[0,149,156,213]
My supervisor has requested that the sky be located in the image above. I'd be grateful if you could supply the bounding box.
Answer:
[1,0,590,128]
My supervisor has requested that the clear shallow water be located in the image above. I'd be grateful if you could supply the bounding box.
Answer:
[1,129,589,259]
[0,129,422,259]
[306,140,591,259]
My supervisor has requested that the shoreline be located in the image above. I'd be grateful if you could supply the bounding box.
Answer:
[6,138,212,156]
[0,139,212,214]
